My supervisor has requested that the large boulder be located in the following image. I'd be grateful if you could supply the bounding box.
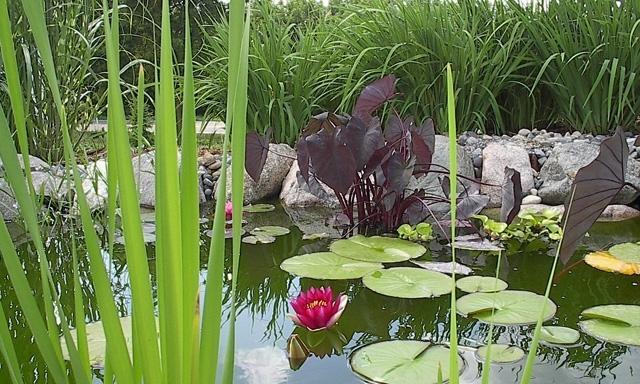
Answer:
[223,143,296,204]
[0,180,18,221]
[280,161,339,208]
[481,142,534,207]
[538,142,640,204]
[408,135,475,197]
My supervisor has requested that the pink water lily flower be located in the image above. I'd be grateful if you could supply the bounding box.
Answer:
[225,201,233,220]
[289,287,348,331]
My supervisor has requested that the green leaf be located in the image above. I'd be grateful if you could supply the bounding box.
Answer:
[579,305,640,346]
[242,234,276,244]
[456,276,508,293]
[281,252,383,280]
[243,204,276,213]
[539,326,580,345]
[457,290,557,325]
[363,267,452,298]
[476,345,524,364]
[608,243,640,263]
[250,226,290,237]
[349,341,463,384]
[330,235,426,263]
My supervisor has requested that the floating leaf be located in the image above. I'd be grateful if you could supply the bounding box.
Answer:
[579,305,640,346]
[243,204,275,213]
[457,290,557,325]
[204,228,245,239]
[250,226,290,237]
[349,340,462,384]
[476,344,524,364]
[330,235,426,263]
[302,233,330,241]
[540,326,580,345]
[411,260,473,276]
[242,234,276,244]
[280,252,383,280]
[560,127,629,264]
[584,251,640,275]
[363,267,452,298]
[456,276,507,293]
[609,242,640,262]
[454,234,503,252]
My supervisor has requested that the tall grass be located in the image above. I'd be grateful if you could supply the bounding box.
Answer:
[0,1,249,384]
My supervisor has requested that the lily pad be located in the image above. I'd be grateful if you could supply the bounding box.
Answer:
[540,326,580,345]
[349,340,463,384]
[454,234,503,252]
[362,267,452,298]
[330,235,426,263]
[456,276,507,293]
[280,252,383,280]
[242,234,276,244]
[243,204,275,213]
[302,233,330,241]
[609,242,640,262]
[411,260,473,275]
[250,226,290,237]
[204,228,245,239]
[475,344,524,364]
[60,317,158,368]
[457,290,557,325]
[578,305,640,346]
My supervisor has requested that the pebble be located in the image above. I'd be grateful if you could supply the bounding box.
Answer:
[208,160,222,171]
[199,153,216,167]
[518,128,531,136]
[530,188,538,196]
[203,178,215,187]
[472,155,483,168]
[522,195,542,205]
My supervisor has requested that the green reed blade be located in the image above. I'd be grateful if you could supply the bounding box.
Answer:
[446,63,459,384]
[0,283,25,384]
[102,0,163,382]
[136,64,146,157]
[71,233,90,377]
[0,0,33,198]
[180,3,200,383]
[481,250,503,384]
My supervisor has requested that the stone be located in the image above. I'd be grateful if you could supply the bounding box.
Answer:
[518,128,531,136]
[408,135,475,198]
[0,180,18,221]
[222,143,296,204]
[530,188,538,196]
[208,160,222,172]
[538,142,640,205]
[279,161,339,208]
[472,154,483,168]
[199,152,216,167]
[598,205,640,222]
[571,131,582,138]
[481,142,535,207]
[522,195,542,205]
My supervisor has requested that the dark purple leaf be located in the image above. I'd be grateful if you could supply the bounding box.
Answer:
[297,138,310,182]
[302,112,347,137]
[440,175,451,198]
[457,194,490,220]
[559,127,629,264]
[384,115,412,146]
[306,126,356,195]
[412,118,436,172]
[635,135,640,147]
[245,131,270,183]
[501,167,522,224]
[383,152,414,195]
[363,145,393,178]
[338,116,383,170]
[353,75,397,119]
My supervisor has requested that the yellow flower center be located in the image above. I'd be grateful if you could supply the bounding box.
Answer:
[306,299,328,310]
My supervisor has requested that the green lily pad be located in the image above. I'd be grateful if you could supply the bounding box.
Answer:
[363,267,452,298]
[280,252,383,280]
[456,276,508,293]
[540,326,580,345]
[330,235,426,263]
[608,243,640,263]
[457,290,557,325]
[302,233,330,241]
[243,204,275,213]
[578,305,640,346]
[242,234,276,244]
[475,344,524,364]
[349,340,463,384]
[60,316,158,368]
[250,226,290,237]
[411,260,473,275]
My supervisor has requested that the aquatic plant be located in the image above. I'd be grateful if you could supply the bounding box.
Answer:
[397,222,434,242]
[584,242,640,275]
[289,286,348,331]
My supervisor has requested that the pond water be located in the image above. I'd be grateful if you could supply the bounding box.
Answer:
[1,204,640,383]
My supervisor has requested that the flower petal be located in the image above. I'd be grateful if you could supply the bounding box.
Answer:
[326,294,348,329]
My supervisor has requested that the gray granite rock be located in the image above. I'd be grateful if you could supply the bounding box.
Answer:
[481,142,534,207]
[0,180,18,221]
[598,205,640,222]
[538,142,640,204]
[280,161,339,208]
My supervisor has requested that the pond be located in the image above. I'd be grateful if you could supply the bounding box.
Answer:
[2,203,639,383]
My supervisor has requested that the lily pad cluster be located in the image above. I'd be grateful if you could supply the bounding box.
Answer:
[578,305,640,347]
[397,222,434,242]
[584,242,640,275]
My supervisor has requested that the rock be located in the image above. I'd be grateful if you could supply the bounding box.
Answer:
[472,154,483,168]
[598,205,640,222]
[208,160,222,172]
[199,152,216,167]
[408,135,475,197]
[223,143,295,204]
[538,142,640,205]
[571,131,582,138]
[0,180,18,221]
[518,128,531,136]
[481,142,535,207]
[280,161,339,208]
[522,195,542,205]
[0,154,49,176]
[530,188,538,196]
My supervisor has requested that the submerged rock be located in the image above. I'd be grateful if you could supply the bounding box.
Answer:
[481,142,534,207]
[280,160,339,208]
[538,142,640,205]
[598,205,640,222]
